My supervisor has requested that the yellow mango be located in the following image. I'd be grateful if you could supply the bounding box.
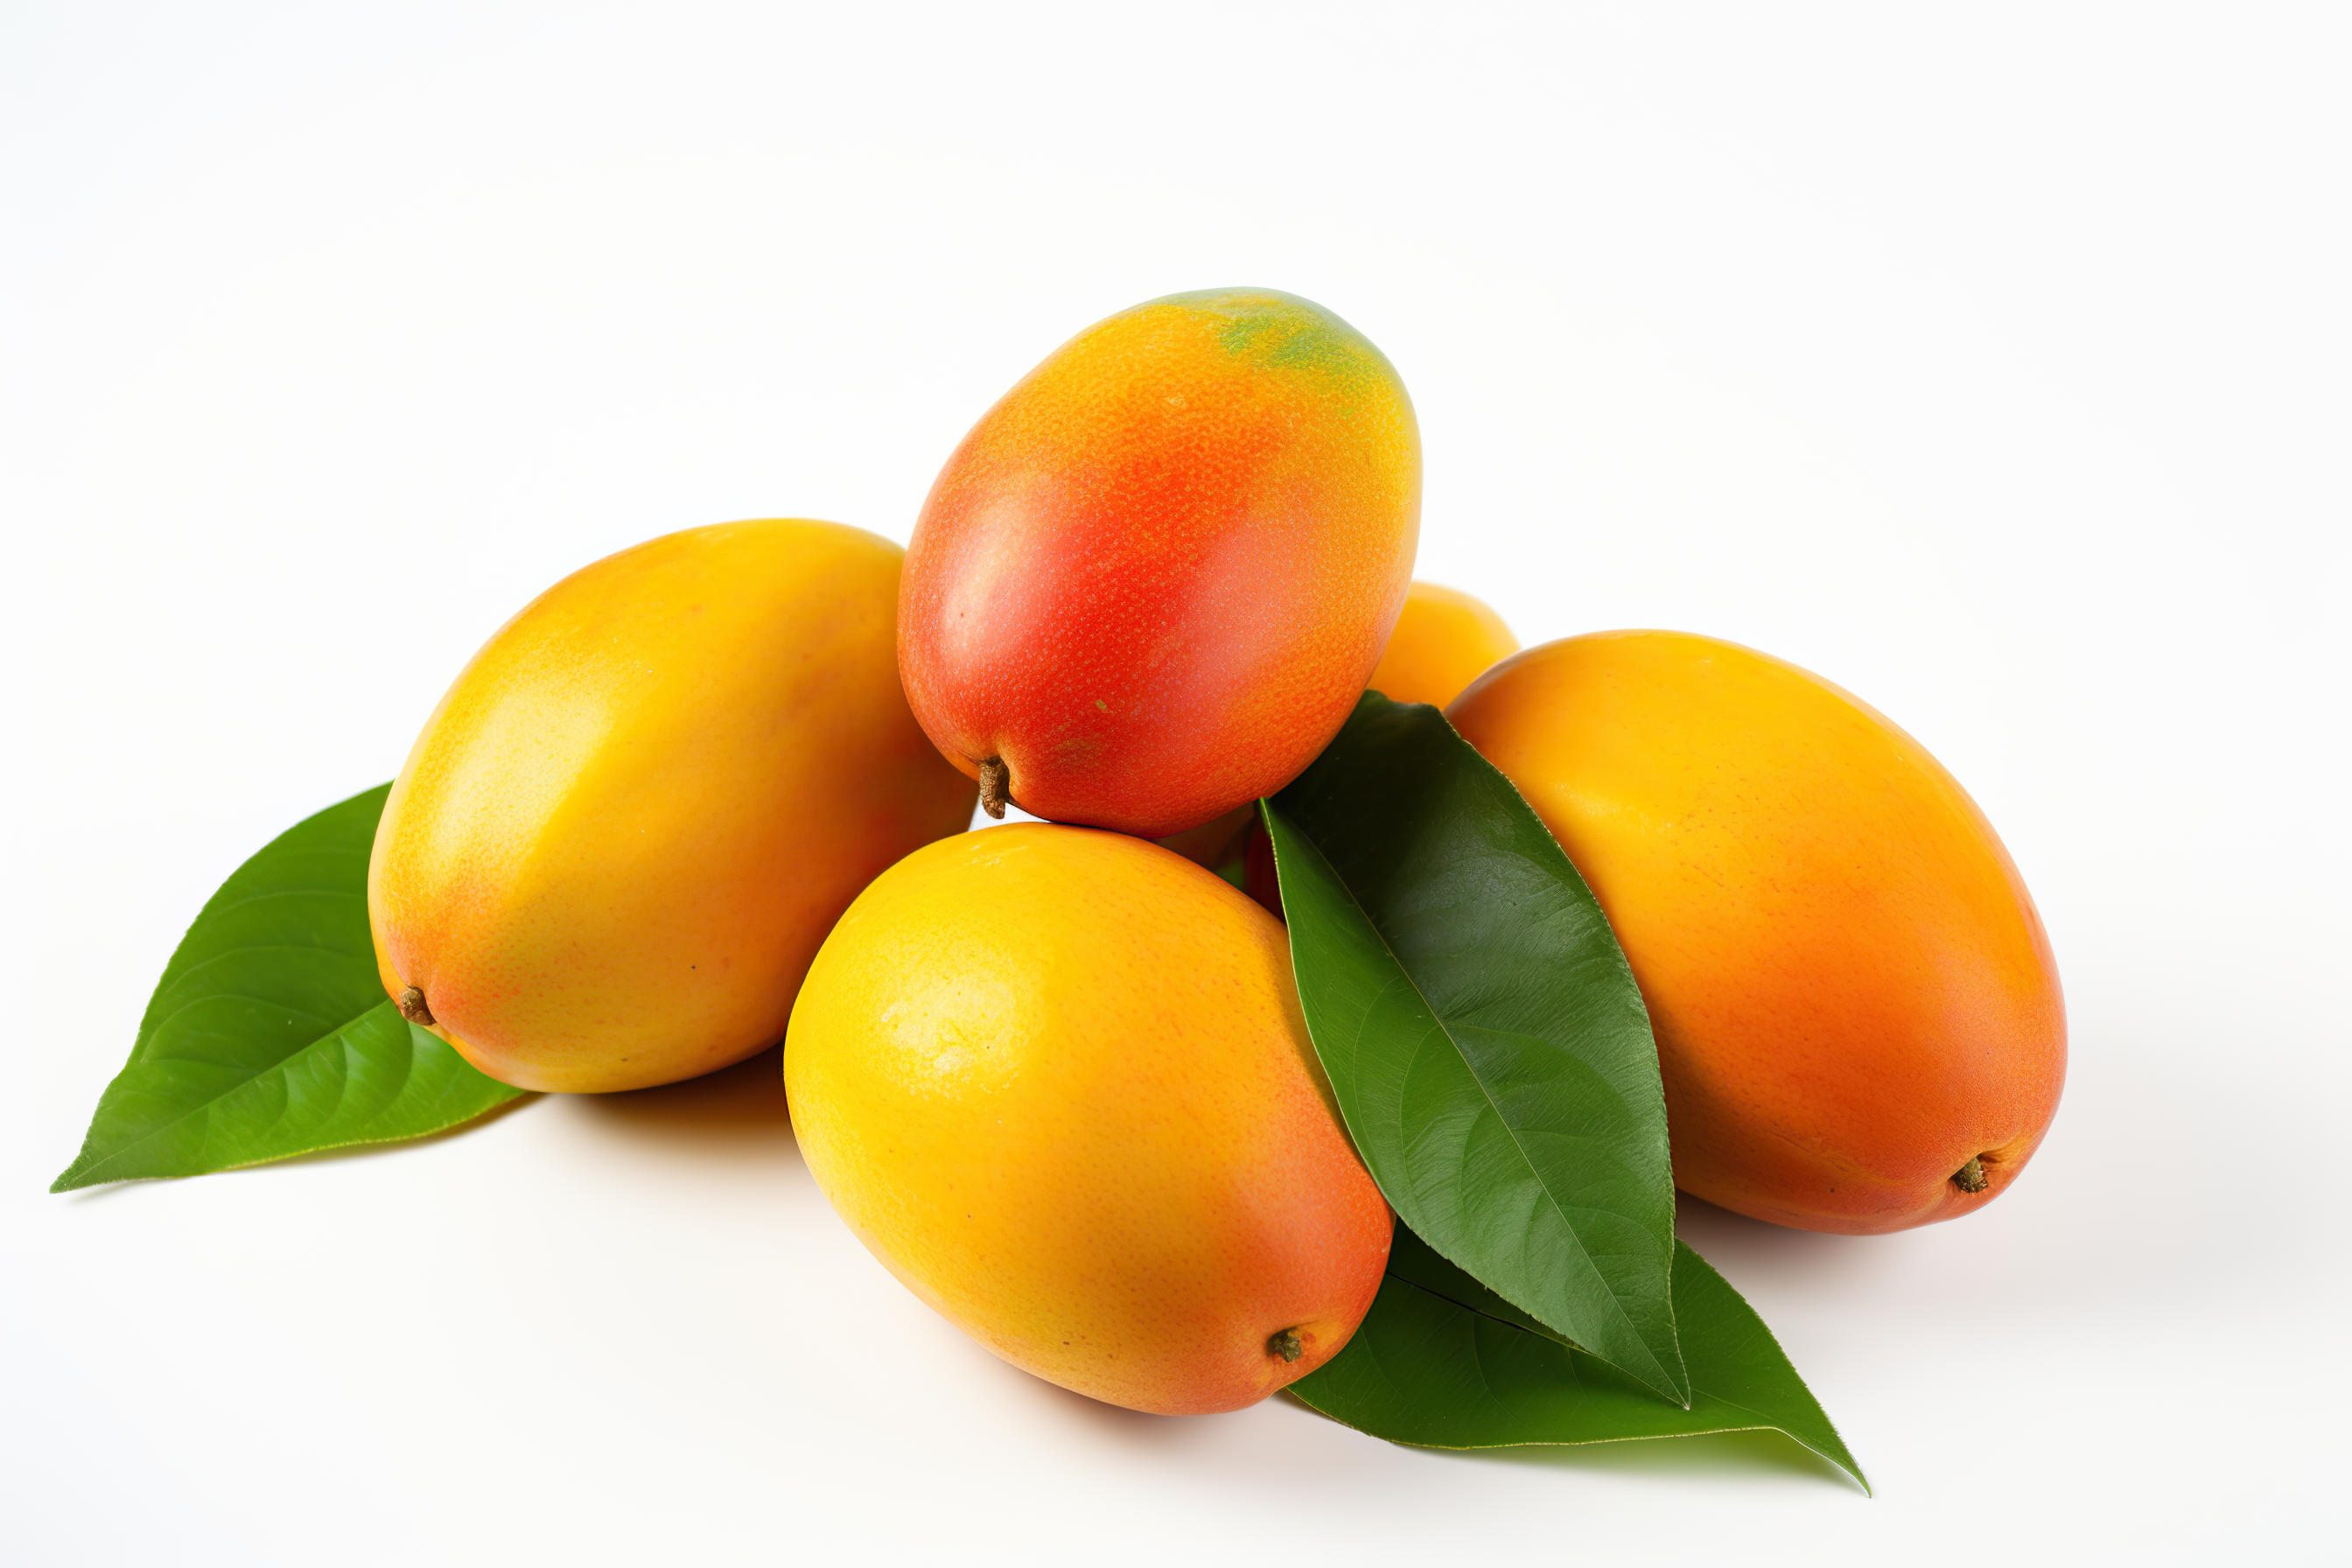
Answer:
[1367,580,1519,707]
[784,824,1392,1415]
[368,519,975,1094]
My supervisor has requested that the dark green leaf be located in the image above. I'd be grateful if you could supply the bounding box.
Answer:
[1264,693,1686,1404]
[1292,1225,1868,1492]
[52,785,524,1191]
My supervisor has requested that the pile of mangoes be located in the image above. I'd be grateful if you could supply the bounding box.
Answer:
[367,290,2063,1418]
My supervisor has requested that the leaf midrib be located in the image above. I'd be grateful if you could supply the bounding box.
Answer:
[1382,1270,1860,1484]
[62,1005,408,1187]
[1302,822,1676,1397]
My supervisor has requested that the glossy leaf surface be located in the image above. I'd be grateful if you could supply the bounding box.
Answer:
[1292,1226,1867,1492]
[52,786,523,1191]
[1264,693,1686,1403]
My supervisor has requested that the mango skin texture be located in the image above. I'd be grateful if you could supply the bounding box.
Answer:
[1449,631,2064,1235]
[899,289,1420,838]
[1367,580,1520,708]
[368,520,976,1095]
[784,824,1392,1414]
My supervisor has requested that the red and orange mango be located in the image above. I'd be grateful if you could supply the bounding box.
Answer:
[899,289,1420,838]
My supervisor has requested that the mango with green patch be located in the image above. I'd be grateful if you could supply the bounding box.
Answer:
[900,289,1420,837]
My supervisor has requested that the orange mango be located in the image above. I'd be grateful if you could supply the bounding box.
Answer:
[368,520,975,1094]
[1449,631,2065,1234]
[899,289,1420,838]
[784,824,1392,1414]
[1367,580,1519,707]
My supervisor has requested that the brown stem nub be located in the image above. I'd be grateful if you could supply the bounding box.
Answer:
[977,758,1010,819]
[1953,1155,1990,1194]
[1267,1327,1304,1363]
[396,986,436,1026]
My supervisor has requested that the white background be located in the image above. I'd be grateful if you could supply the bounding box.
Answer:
[5,4,2346,1563]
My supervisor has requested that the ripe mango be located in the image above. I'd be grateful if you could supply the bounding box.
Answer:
[1367,580,1519,708]
[899,288,1420,839]
[1449,631,2064,1234]
[368,520,975,1094]
[784,824,1392,1414]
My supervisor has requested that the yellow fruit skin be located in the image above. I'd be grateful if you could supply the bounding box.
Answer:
[1367,581,1519,708]
[368,520,976,1094]
[1449,631,2064,1234]
[784,824,1392,1415]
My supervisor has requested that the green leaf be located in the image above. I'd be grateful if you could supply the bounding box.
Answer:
[52,785,525,1192]
[1291,1225,1869,1492]
[1263,693,1687,1404]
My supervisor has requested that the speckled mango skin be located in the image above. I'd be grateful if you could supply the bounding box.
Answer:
[1448,631,2065,1235]
[368,520,976,1094]
[784,824,1393,1415]
[1367,580,1520,708]
[900,289,1420,838]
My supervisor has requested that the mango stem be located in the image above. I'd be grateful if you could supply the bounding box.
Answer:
[396,986,436,1026]
[1953,1155,1990,1194]
[1267,1328,1303,1362]
[978,759,1010,819]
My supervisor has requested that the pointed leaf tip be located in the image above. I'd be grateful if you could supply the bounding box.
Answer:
[1264,694,1688,1404]
[1293,1224,1867,1493]
[53,783,523,1188]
